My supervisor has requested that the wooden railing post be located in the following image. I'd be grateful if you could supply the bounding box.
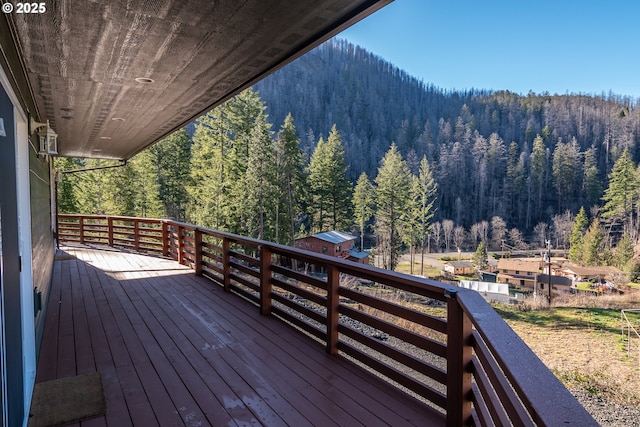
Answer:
[134,219,140,251]
[108,216,114,247]
[194,228,203,276]
[222,238,231,292]
[326,265,339,355]
[260,245,273,315]
[162,221,169,257]
[177,225,184,265]
[445,288,473,427]
[79,216,85,244]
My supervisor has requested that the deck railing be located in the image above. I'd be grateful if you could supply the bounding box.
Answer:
[57,214,596,426]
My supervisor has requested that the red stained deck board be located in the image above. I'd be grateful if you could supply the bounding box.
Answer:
[36,246,444,427]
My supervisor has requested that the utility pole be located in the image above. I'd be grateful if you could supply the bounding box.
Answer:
[546,239,552,304]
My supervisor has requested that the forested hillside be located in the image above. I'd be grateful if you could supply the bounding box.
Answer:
[254,39,640,232]
[57,38,640,275]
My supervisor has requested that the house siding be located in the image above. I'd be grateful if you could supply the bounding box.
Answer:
[29,146,54,353]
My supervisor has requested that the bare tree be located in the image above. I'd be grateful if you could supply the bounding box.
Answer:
[490,216,507,251]
[533,222,548,249]
[431,221,442,253]
[470,222,482,247]
[479,220,489,244]
[553,210,574,251]
[509,228,527,250]
[442,219,454,251]
[453,226,466,251]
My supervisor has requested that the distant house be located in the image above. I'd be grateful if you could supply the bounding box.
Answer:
[443,260,474,276]
[496,258,543,290]
[497,257,576,294]
[536,274,573,294]
[294,231,369,265]
[556,264,624,283]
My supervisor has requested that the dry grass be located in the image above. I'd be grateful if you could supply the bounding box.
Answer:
[493,292,640,405]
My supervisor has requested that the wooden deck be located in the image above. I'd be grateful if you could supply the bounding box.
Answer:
[36,245,444,426]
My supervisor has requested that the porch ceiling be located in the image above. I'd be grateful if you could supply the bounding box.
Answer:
[2,0,391,160]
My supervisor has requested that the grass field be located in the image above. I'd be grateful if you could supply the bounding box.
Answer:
[493,295,640,405]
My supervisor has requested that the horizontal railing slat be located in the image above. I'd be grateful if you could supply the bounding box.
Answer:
[340,305,447,358]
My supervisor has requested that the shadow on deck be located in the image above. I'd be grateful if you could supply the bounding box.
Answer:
[37,246,444,426]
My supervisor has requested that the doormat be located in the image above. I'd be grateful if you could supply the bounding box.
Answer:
[54,252,76,261]
[28,372,107,427]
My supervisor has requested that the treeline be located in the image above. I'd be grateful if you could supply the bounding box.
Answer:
[56,38,640,276]
[254,38,640,233]
[56,88,640,277]
[57,89,439,270]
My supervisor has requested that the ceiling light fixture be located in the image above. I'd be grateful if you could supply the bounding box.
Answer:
[31,118,58,156]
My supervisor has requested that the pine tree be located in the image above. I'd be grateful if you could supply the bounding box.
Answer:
[529,135,547,225]
[226,89,269,235]
[187,107,230,229]
[582,218,604,266]
[54,157,81,213]
[245,112,276,240]
[374,143,412,270]
[414,156,438,275]
[602,149,640,237]
[148,128,191,220]
[552,137,582,212]
[353,172,374,251]
[273,113,305,244]
[614,232,634,269]
[569,207,588,263]
[129,151,163,218]
[472,241,489,271]
[307,125,352,233]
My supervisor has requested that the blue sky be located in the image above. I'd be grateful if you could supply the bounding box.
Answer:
[339,0,640,98]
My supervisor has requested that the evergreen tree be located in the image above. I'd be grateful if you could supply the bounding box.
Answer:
[54,157,81,213]
[187,106,231,229]
[374,143,412,270]
[352,172,374,251]
[226,89,269,235]
[74,159,118,215]
[129,152,163,218]
[569,207,588,262]
[582,148,601,208]
[614,232,634,270]
[529,135,547,226]
[472,242,489,271]
[273,113,305,244]
[552,137,582,213]
[307,125,352,232]
[245,112,276,240]
[602,149,640,238]
[148,128,191,220]
[582,218,604,266]
[414,156,438,275]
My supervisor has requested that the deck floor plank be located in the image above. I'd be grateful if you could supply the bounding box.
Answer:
[36,246,445,426]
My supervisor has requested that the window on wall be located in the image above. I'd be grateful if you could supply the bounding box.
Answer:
[322,246,327,254]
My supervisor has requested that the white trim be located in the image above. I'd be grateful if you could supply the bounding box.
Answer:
[0,207,7,427]
[0,59,36,427]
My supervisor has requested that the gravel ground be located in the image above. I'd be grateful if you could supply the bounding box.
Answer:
[571,390,640,427]
[275,288,640,426]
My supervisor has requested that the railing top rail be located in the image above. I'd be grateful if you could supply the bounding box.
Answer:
[457,290,595,426]
[166,218,450,300]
